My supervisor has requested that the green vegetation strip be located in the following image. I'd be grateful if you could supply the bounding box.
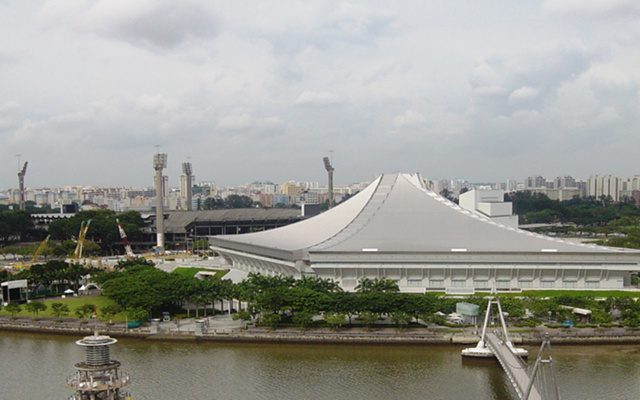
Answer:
[0,296,129,322]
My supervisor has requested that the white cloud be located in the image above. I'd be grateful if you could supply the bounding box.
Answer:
[393,110,427,128]
[216,114,254,131]
[38,0,219,50]
[542,0,639,18]
[508,87,540,105]
[293,91,343,107]
[2,1,640,187]
[596,106,621,124]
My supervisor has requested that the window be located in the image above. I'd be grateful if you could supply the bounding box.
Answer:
[540,281,555,288]
[518,280,532,288]
[451,280,466,287]
[585,281,600,288]
[407,279,423,287]
[429,280,444,288]
[496,280,510,288]
[474,280,489,288]
[562,281,577,288]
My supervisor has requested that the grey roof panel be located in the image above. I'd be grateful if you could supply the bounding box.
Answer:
[211,176,381,251]
[212,173,640,258]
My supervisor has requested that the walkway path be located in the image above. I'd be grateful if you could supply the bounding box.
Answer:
[485,332,542,400]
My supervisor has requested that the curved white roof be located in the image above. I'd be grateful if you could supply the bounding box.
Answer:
[211,173,638,261]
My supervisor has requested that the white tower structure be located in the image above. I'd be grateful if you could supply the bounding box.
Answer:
[182,161,193,211]
[17,160,28,211]
[323,156,334,209]
[153,152,168,251]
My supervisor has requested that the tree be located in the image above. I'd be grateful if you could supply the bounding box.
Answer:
[224,195,253,209]
[192,239,210,253]
[232,310,253,324]
[51,302,70,318]
[126,307,148,323]
[390,311,411,329]
[100,304,122,322]
[292,311,314,329]
[357,311,379,329]
[0,210,34,243]
[260,312,280,329]
[324,312,346,330]
[74,303,96,319]
[48,210,146,255]
[355,277,399,293]
[5,302,22,317]
[25,301,47,317]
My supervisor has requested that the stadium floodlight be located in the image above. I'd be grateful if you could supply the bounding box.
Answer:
[182,162,193,176]
[323,156,334,172]
[153,153,168,170]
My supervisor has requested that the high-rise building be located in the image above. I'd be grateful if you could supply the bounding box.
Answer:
[555,176,576,189]
[525,176,546,188]
[588,174,622,201]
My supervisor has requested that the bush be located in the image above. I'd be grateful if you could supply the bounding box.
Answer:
[575,324,598,328]
[260,312,280,329]
[232,310,253,322]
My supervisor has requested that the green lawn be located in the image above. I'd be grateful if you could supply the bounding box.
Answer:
[171,267,228,279]
[0,295,130,322]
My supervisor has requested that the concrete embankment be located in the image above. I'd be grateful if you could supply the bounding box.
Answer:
[3,317,640,346]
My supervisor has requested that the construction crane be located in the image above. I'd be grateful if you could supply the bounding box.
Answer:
[72,220,92,260]
[14,235,50,270]
[116,218,135,258]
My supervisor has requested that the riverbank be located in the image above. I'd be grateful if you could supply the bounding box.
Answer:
[3,315,640,345]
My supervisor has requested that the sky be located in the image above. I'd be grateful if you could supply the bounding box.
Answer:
[1,1,640,189]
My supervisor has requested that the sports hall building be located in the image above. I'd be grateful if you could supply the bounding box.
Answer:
[210,173,640,293]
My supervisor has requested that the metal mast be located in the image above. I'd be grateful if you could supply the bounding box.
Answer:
[67,332,131,400]
[182,161,193,211]
[323,156,334,209]
[153,152,168,252]
[116,219,135,258]
[17,160,28,211]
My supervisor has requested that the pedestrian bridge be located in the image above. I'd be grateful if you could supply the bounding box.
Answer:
[484,332,543,400]
[462,292,559,400]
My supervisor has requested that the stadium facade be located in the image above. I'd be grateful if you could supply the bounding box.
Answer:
[210,173,640,293]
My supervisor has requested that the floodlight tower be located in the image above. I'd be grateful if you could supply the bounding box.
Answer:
[182,161,193,211]
[17,158,28,211]
[323,156,334,209]
[153,152,168,251]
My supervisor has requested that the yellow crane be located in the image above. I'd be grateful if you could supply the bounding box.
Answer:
[72,220,92,260]
[14,235,50,270]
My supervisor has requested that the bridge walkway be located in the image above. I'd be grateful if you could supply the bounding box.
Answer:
[484,332,543,400]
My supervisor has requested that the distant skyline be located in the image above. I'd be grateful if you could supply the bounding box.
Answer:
[2,1,640,189]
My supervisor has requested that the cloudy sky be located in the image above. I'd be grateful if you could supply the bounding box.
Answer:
[1,1,640,189]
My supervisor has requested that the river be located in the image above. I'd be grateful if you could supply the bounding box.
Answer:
[1,331,639,400]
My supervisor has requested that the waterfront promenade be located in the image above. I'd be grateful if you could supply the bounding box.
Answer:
[2,314,640,345]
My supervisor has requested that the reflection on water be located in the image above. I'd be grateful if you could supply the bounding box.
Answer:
[1,332,639,400]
